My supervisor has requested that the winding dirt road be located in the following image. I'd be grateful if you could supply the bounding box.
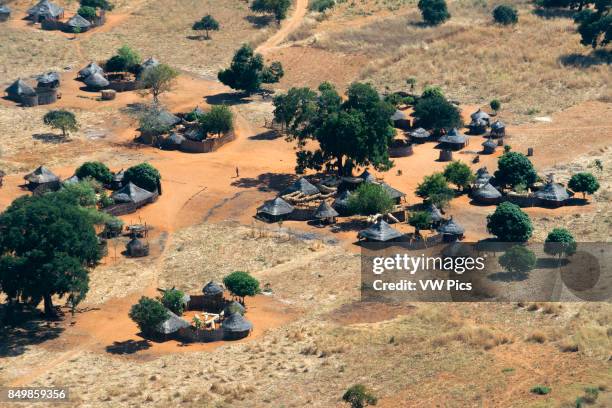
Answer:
[256,0,308,54]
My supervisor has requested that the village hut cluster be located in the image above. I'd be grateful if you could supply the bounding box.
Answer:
[20,0,106,32]
[5,72,61,107]
[153,282,253,343]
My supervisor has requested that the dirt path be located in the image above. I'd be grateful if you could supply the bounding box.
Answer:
[256,0,309,54]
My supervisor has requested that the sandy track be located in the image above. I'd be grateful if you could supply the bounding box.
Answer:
[256,0,308,54]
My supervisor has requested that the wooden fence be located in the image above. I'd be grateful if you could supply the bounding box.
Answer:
[179,130,236,153]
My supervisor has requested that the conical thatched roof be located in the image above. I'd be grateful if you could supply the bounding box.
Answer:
[257,197,294,216]
[410,127,431,139]
[164,132,185,147]
[282,177,319,196]
[140,57,160,71]
[223,300,245,316]
[63,174,80,185]
[202,281,223,296]
[471,109,490,122]
[156,110,181,127]
[391,109,407,121]
[438,128,466,145]
[156,309,190,334]
[472,183,501,200]
[223,312,253,333]
[37,71,60,85]
[79,62,104,78]
[111,182,155,204]
[482,139,497,149]
[5,79,36,97]
[126,237,147,252]
[113,169,125,182]
[359,169,377,183]
[333,190,352,211]
[424,202,443,222]
[67,14,91,28]
[28,0,63,18]
[437,218,465,235]
[24,166,59,184]
[534,182,569,202]
[358,219,403,242]
[491,120,505,131]
[84,72,109,88]
[380,182,405,200]
[314,200,339,219]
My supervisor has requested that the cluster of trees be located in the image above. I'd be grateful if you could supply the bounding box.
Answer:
[418,0,450,25]
[192,15,220,39]
[415,172,454,208]
[43,110,79,139]
[218,44,284,94]
[106,45,142,73]
[124,162,161,192]
[78,0,113,22]
[347,183,395,216]
[494,151,537,190]
[273,82,395,176]
[250,0,291,24]
[413,87,462,133]
[184,105,234,139]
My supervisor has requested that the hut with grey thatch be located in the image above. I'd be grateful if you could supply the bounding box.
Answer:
[195,281,224,312]
[474,167,492,187]
[111,169,125,190]
[481,138,497,155]
[111,182,156,205]
[223,312,253,340]
[155,310,190,340]
[409,127,431,143]
[78,62,104,79]
[470,109,490,126]
[358,219,403,242]
[256,197,294,222]
[391,109,410,130]
[84,72,109,90]
[314,200,339,224]
[534,181,570,208]
[469,119,488,135]
[126,237,149,257]
[5,79,38,106]
[27,0,64,22]
[162,132,185,150]
[35,72,60,105]
[380,182,405,204]
[333,190,352,216]
[437,217,465,242]
[66,14,91,32]
[37,72,60,89]
[23,165,60,192]
[282,177,319,196]
[423,202,444,227]
[490,120,505,138]
[436,128,467,161]
[223,300,245,316]
[0,5,11,22]
[471,183,502,205]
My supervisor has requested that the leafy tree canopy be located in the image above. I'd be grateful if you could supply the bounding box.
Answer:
[106,45,141,73]
[568,172,600,199]
[77,5,97,21]
[218,44,284,94]
[408,211,432,235]
[251,0,291,23]
[139,63,179,103]
[347,183,395,216]
[342,384,378,408]
[192,14,220,39]
[487,202,533,242]
[413,95,462,131]
[574,2,611,48]
[499,245,537,275]
[124,162,161,192]
[421,85,444,99]
[129,296,168,336]
[43,110,79,138]
[415,172,455,208]
[494,151,537,189]
[160,288,186,315]
[490,99,501,112]
[544,227,577,258]
[80,0,114,10]
[418,0,451,25]
[493,4,518,25]
[200,105,233,137]
[223,271,260,304]
[75,161,113,185]
[443,161,474,191]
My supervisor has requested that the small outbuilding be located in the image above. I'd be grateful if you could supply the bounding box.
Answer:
[436,128,467,162]
[66,14,91,32]
[471,183,502,204]
[83,72,109,90]
[357,219,403,242]
[156,310,190,340]
[388,138,413,158]
[380,182,405,204]
[534,181,570,208]
[111,182,156,205]
[282,177,319,196]
[222,312,253,340]
[223,300,245,316]
[201,281,224,312]
[78,62,104,79]
[437,217,465,242]
[125,237,149,257]
[481,138,497,154]
[27,0,64,22]
[23,165,60,192]
[314,200,339,224]
[5,79,37,106]
[390,109,410,130]
[490,120,506,138]
[0,5,11,22]
[470,109,490,126]
[332,190,353,216]
[409,127,431,143]
[36,72,60,88]
[469,119,487,135]
[256,197,294,222]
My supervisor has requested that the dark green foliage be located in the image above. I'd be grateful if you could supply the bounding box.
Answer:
[490,99,501,112]
[408,211,432,235]
[138,105,173,137]
[347,183,395,215]
[43,110,79,138]
[493,4,518,25]
[494,152,537,188]
[251,0,291,23]
[574,2,611,48]
[416,172,454,208]
[200,105,233,137]
[218,44,284,94]
[342,384,378,408]
[105,45,141,73]
[160,288,186,315]
[192,14,220,39]
[421,85,444,99]
[76,161,113,185]
[129,296,168,336]
[499,245,537,275]
[568,172,600,199]
[139,63,179,103]
[530,385,551,395]
[384,93,415,107]
[418,0,450,25]
[413,95,462,131]
[184,108,205,122]
[77,6,97,21]
[309,0,335,12]
[223,271,260,304]
[544,228,577,258]
[0,193,102,316]
[81,0,114,10]
[277,82,395,176]
[487,202,533,242]
[443,161,475,191]
[124,163,161,192]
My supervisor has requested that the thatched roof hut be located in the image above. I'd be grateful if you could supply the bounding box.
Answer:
[162,132,185,150]
[333,190,352,215]
[84,72,109,89]
[490,120,505,137]
[36,72,60,88]
[380,182,405,203]
[391,109,410,130]
[63,174,80,185]
[314,200,339,224]
[126,237,149,257]
[223,312,253,340]
[471,183,502,204]
[111,182,155,204]
[141,57,160,71]
[0,6,11,22]
[156,310,190,335]
[481,138,497,154]
[409,127,431,143]
[78,62,104,79]
[5,79,36,100]
[469,119,488,135]
[437,128,467,148]
[27,0,64,21]
[111,169,125,190]
[202,281,224,297]
[474,167,492,186]
[470,109,490,124]
[437,217,465,242]
[66,14,91,30]
[282,177,319,196]
[423,202,444,224]
[223,300,245,316]
[257,197,294,222]
[24,165,59,185]
[358,219,403,242]
[534,181,570,207]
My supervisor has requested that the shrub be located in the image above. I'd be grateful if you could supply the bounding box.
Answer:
[421,85,444,99]
[160,288,186,315]
[416,172,455,208]
[544,228,576,258]
[124,163,161,192]
[347,183,395,216]
[105,45,141,73]
[530,385,551,395]
[494,152,537,188]
[408,211,432,235]
[43,109,79,138]
[342,384,377,408]
[499,245,537,275]
[128,296,168,336]
[413,95,462,131]
[81,0,114,10]
[309,0,335,12]
[490,99,501,112]
[443,161,474,191]
[75,161,113,185]
[493,4,518,25]
[418,0,450,25]
[200,105,234,137]
[77,6,97,21]
[223,271,260,304]
[568,172,599,199]
[487,202,533,242]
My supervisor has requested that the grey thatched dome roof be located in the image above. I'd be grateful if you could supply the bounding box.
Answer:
[0,5,11,14]
[111,182,155,204]
[24,166,59,184]
[202,281,223,296]
[471,109,490,122]
[5,79,36,97]
[380,182,405,200]
[257,197,294,216]
[391,109,407,121]
[482,139,497,149]
[84,72,109,88]
[164,132,185,146]
[28,0,63,18]
[472,183,501,200]
[223,312,253,333]
[223,301,245,316]
[424,202,443,222]
[535,182,569,202]
[282,177,319,196]
[37,71,60,85]
[314,200,339,219]
[491,120,505,131]
[438,128,466,145]
[63,174,80,185]
[113,169,125,182]
[437,218,465,235]
[126,237,148,252]
[67,14,91,28]
[79,62,104,78]
[358,219,403,242]
[155,110,181,127]
[156,310,190,334]
[410,127,431,139]
[333,190,352,211]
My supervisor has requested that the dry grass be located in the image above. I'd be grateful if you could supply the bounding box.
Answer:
[526,330,547,344]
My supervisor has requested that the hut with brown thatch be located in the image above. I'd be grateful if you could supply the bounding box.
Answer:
[471,183,502,205]
[490,120,506,138]
[27,0,64,22]
[534,180,570,208]
[23,165,60,192]
[155,309,190,340]
[126,237,149,257]
[357,219,403,242]
[435,128,467,161]
[84,72,109,90]
[409,127,431,143]
[437,217,465,242]
[222,312,253,340]
[256,197,294,223]
[78,62,104,79]
[332,190,353,216]
[390,109,410,130]
[5,79,38,106]
[314,200,339,224]
[481,138,497,155]
[0,5,11,22]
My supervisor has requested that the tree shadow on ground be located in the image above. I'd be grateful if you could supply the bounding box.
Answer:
[487,271,528,282]
[330,218,369,233]
[231,172,295,192]
[558,50,611,68]
[32,133,69,144]
[205,92,250,106]
[532,8,576,19]
[249,130,282,140]
[245,15,273,28]
[0,306,64,358]
[186,35,210,41]
[537,257,570,269]
[105,339,152,355]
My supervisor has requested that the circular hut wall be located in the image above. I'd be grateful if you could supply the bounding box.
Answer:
[21,94,39,107]
[438,150,453,162]
[36,88,58,105]
[389,143,414,158]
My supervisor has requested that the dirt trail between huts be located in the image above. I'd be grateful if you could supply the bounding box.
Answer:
[256,0,309,54]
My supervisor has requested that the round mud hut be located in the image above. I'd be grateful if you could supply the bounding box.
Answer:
[423,202,444,227]
[0,5,11,22]
[471,183,502,205]
[256,197,294,223]
[314,200,339,225]
[437,217,465,242]
[66,14,91,32]
[435,128,467,162]
[223,300,245,316]
[357,219,403,242]
[358,169,377,184]
[84,72,110,90]
[470,109,490,126]
[27,0,64,22]
[390,109,410,130]
[156,310,190,341]
[5,79,38,106]
[468,119,488,135]
[23,165,60,192]
[282,177,319,196]
[534,181,570,208]
[78,62,104,79]
[481,138,497,155]
[388,138,413,158]
[332,190,353,216]
[222,312,253,340]
[202,281,224,312]
[409,127,431,143]
[474,167,492,187]
[126,237,149,257]
[490,120,506,138]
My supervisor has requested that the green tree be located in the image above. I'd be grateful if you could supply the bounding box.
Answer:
[499,245,537,276]
[494,152,537,189]
[544,228,577,259]
[75,161,113,185]
[251,0,291,24]
[487,202,533,242]
[77,5,97,21]
[192,14,220,39]
[43,110,79,138]
[81,0,114,11]
[139,63,179,104]
[273,87,318,132]
[342,384,378,408]
[309,0,335,12]
[106,45,141,73]
[223,271,260,304]
[160,288,186,315]
[418,0,450,25]
[574,2,611,48]
[124,162,161,192]
[200,105,234,137]
[129,296,168,336]
[218,44,284,94]
[0,194,101,317]
[568,172,600,199]
[443,161,474,191]
[421,85,444,99]
[490,99,501,112]
[416,172,455,209]
[493,4,518,25]
[413,95,462,132]
[408,211,432,236]
[347,183,395,216]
